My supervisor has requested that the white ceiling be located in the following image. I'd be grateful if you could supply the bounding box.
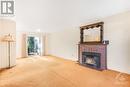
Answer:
[16,0,130,32]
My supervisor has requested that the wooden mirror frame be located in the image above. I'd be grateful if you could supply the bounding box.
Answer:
[80,22,104,43]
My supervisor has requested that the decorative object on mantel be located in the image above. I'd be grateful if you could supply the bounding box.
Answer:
[78,22,109,70]
[2,34,15,68]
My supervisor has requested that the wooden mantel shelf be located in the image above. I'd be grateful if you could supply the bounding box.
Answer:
[79,42,108,45]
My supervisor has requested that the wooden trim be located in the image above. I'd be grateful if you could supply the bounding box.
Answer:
[79,42,108,45]
[80,29,83,43]
[80,22,104,29]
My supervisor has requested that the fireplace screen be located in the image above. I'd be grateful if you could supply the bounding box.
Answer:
[82,52,101,69]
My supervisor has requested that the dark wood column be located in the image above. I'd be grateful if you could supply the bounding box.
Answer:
[80,28,84,43]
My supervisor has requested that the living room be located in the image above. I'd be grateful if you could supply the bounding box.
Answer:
[0,0,130,87]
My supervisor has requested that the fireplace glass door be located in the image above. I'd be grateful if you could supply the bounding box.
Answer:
[82,52,101,69]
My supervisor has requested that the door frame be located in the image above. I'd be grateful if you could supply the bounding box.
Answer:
[25,33,45,57]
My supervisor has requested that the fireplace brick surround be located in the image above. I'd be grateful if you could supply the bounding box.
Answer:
[78,43,107,70]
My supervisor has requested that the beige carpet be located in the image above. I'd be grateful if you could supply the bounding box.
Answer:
[0,56,130,87]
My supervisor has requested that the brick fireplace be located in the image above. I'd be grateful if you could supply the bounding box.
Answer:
[78,43,107,70]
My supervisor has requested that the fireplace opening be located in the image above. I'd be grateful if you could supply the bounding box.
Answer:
[82,52,101,69]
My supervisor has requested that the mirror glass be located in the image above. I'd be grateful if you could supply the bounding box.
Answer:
[83,27,100,42]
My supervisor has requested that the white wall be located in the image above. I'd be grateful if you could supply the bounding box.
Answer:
[103,11,130,74]
[47,11,130,74]
[47,29,80,60]
[16,32,26,58]
[0,19,16,68]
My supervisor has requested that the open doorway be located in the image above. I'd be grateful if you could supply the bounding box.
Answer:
[27,36,41,56]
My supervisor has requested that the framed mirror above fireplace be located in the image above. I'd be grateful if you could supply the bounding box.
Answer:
[80,22,104,43]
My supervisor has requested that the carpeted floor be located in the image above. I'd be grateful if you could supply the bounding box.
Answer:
[0,56,130,87]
